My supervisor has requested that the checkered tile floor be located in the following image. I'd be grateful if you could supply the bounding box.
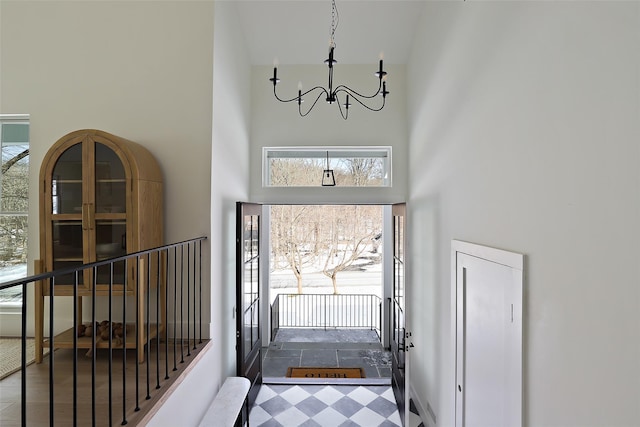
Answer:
[250,384,402,426]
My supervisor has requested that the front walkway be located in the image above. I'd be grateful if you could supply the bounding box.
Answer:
[263,328,391,383]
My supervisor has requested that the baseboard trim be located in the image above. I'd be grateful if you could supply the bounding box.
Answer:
[410,383,432,427]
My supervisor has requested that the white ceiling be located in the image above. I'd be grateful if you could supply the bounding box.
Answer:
[233,0,432,65]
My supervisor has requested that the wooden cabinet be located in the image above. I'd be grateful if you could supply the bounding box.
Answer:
[35,129,163,363]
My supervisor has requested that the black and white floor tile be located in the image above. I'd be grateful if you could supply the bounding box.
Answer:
[249,384,402,426]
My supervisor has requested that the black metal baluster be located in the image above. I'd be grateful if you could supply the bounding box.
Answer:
[199,240,202,344]
[156,252,161,390]
[122,258,128,425]
[192,242,196,351]
[73,272,79,427]
[173,247,177,371]
[165,248,170,380]
[180,245,184,364]
[108,262,114,427]
[20,282,27,427]
[92,267,97,427]
[146,253,151,400]
[49,277,55,427]
[186,243,191,356]
[134,256,140,412]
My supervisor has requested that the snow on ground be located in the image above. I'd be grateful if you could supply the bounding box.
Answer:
[268,255,383,303]
[0,264,27,302]
[0,264,27,282]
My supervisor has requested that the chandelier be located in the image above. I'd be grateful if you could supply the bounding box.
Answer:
[269,0,389,120]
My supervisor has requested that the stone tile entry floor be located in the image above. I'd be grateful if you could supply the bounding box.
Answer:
[249,384,426,427]
[257,329,426,426]
[263,329,391,383]
[249,384,401,426]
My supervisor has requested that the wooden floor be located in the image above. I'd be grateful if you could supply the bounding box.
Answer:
[0,339,210,427]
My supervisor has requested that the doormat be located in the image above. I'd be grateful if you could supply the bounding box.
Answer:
[286,367,365,379]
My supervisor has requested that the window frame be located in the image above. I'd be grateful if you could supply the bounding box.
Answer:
[262,146,392,188]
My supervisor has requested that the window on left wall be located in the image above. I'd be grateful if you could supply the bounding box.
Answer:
[0,115,29,305]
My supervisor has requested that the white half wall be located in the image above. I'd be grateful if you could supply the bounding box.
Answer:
[407,2,640,426]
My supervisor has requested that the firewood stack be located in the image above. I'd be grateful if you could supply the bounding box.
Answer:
[77,320,127,356]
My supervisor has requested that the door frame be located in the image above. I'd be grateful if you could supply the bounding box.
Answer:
[390,202,410,426]
[237,201,410,422]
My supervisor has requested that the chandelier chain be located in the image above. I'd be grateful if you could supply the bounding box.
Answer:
[330,0,339,49]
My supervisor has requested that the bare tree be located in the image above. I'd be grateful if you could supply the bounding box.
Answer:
[270,158,324,187]
[339,158,383,186]
[271,205,317,293]
[320,205,381,294]
[0,150,29,265]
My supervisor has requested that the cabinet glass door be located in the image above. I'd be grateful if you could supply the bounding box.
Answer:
[95,220,127,285]
[52,143,83,215]
[93,142,127,287]
[51,220,84,285]
[94,142,126,214]
[51,144,85,286]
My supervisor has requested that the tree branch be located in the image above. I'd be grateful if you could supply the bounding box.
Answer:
[1,149,29,175]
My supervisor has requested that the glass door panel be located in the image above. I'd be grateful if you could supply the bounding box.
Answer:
[391,203,407,425]
[52,220,84,285]
[51,144,83,215]
[95,261,126,286]
[94,142,126,214]
[236,203,262,416]
[95,221,126,258]
[95,220,126,285]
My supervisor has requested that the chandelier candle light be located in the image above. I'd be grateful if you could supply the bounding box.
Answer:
[269,0,389,120]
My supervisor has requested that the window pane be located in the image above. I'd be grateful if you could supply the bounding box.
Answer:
[264,147,391,187]
[0,119,29,303]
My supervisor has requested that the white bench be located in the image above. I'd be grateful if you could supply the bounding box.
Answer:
[199,377,251,427]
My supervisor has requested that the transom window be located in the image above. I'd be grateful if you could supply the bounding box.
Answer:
[263,147,391,187]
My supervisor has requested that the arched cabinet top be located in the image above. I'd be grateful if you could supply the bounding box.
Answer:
[40,129,162,184]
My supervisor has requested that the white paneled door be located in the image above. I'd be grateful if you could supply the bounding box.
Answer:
[453,241,523,427]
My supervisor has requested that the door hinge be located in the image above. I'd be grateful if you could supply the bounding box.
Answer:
[405,331,414,351]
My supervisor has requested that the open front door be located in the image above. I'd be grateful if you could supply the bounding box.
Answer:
[236,202,263,420]
[391,203,410,425]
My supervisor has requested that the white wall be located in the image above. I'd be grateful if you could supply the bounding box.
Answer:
[0,1,214,337]
[210,0,252,399]
[407,2,640,426]
[146,1,252,425]
[250,63,408,204]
